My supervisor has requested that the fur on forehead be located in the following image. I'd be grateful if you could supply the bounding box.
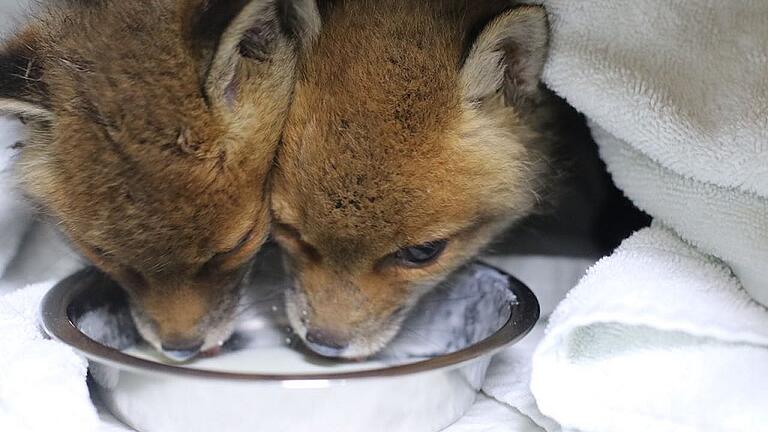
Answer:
[1,0,315,268]
[274,0,551,248]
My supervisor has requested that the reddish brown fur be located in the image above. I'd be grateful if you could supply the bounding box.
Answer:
[1,0,317,355]
[272,0,552,357]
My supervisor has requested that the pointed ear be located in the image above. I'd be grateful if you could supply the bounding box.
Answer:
[0,38,51,119]
[188,0,320,106]
[460,5,549,108]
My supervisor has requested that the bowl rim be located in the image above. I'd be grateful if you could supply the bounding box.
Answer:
[40,262,539,382]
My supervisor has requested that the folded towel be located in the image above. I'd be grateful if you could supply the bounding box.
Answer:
[478,1,768,430]
[528,1,768,428]
[0,282,100,432]
[594,124,768,305]
[541,0,768,306]
[482,324,558,432]
[531,226,768,432]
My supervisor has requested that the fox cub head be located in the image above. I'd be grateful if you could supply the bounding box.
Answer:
[272,1,551,358]
[0,0,319,361]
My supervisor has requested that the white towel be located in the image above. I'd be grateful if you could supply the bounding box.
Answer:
[0,282,100,432]
[481,324,558,432]
[525,0,768,431]
[594,123,768,304]
[445,393,544,432]
[531,226,768,432]
[541,0,768,307]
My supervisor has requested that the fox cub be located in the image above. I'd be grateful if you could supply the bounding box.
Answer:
[0,0,319,361]
[272,0,552,358]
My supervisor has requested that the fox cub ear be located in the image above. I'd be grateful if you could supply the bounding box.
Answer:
[460,5,549,108]
[0,38,51,119]
[188,0,320,106]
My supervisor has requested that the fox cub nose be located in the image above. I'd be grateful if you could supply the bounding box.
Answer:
[161,339,204,362]
[304,330,348,357]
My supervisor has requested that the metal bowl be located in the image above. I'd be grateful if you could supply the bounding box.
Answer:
[41,259,539,432]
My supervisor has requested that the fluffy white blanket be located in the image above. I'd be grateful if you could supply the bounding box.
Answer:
[528,0,768,431]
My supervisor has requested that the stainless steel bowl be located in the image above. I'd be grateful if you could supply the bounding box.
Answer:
[41,260,538,432]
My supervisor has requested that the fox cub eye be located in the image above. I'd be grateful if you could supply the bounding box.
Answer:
[394,240,449,268]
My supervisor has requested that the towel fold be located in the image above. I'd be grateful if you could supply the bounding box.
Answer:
[444,393,543,432]
[593,124,768,308]
[482,324,559,432]
[531,226,768,432]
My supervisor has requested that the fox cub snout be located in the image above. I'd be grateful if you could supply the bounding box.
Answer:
[0,0,319,360]
[272,0,552,358]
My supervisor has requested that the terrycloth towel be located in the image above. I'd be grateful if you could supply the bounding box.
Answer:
[0,282,100,432]
[594,124,768,305]
[531,225,768,432]
[480,324,558,432]
[525,0,768,431]
[541,0,768,306]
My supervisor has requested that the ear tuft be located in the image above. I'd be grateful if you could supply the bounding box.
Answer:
[0,38,51,118]
[460,5,549,108]
[188,0,320,107]
[238,23,280,61]
[277,0,321,46]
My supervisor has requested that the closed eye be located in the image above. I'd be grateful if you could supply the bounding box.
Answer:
[220,225,258,256]
[273,222,301,241]
[272,222,322,262]
[75,242,148,291]
[202,225,265,274]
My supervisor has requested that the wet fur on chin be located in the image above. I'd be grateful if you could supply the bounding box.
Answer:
[285,286,412,359]
[131,288,241,354]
